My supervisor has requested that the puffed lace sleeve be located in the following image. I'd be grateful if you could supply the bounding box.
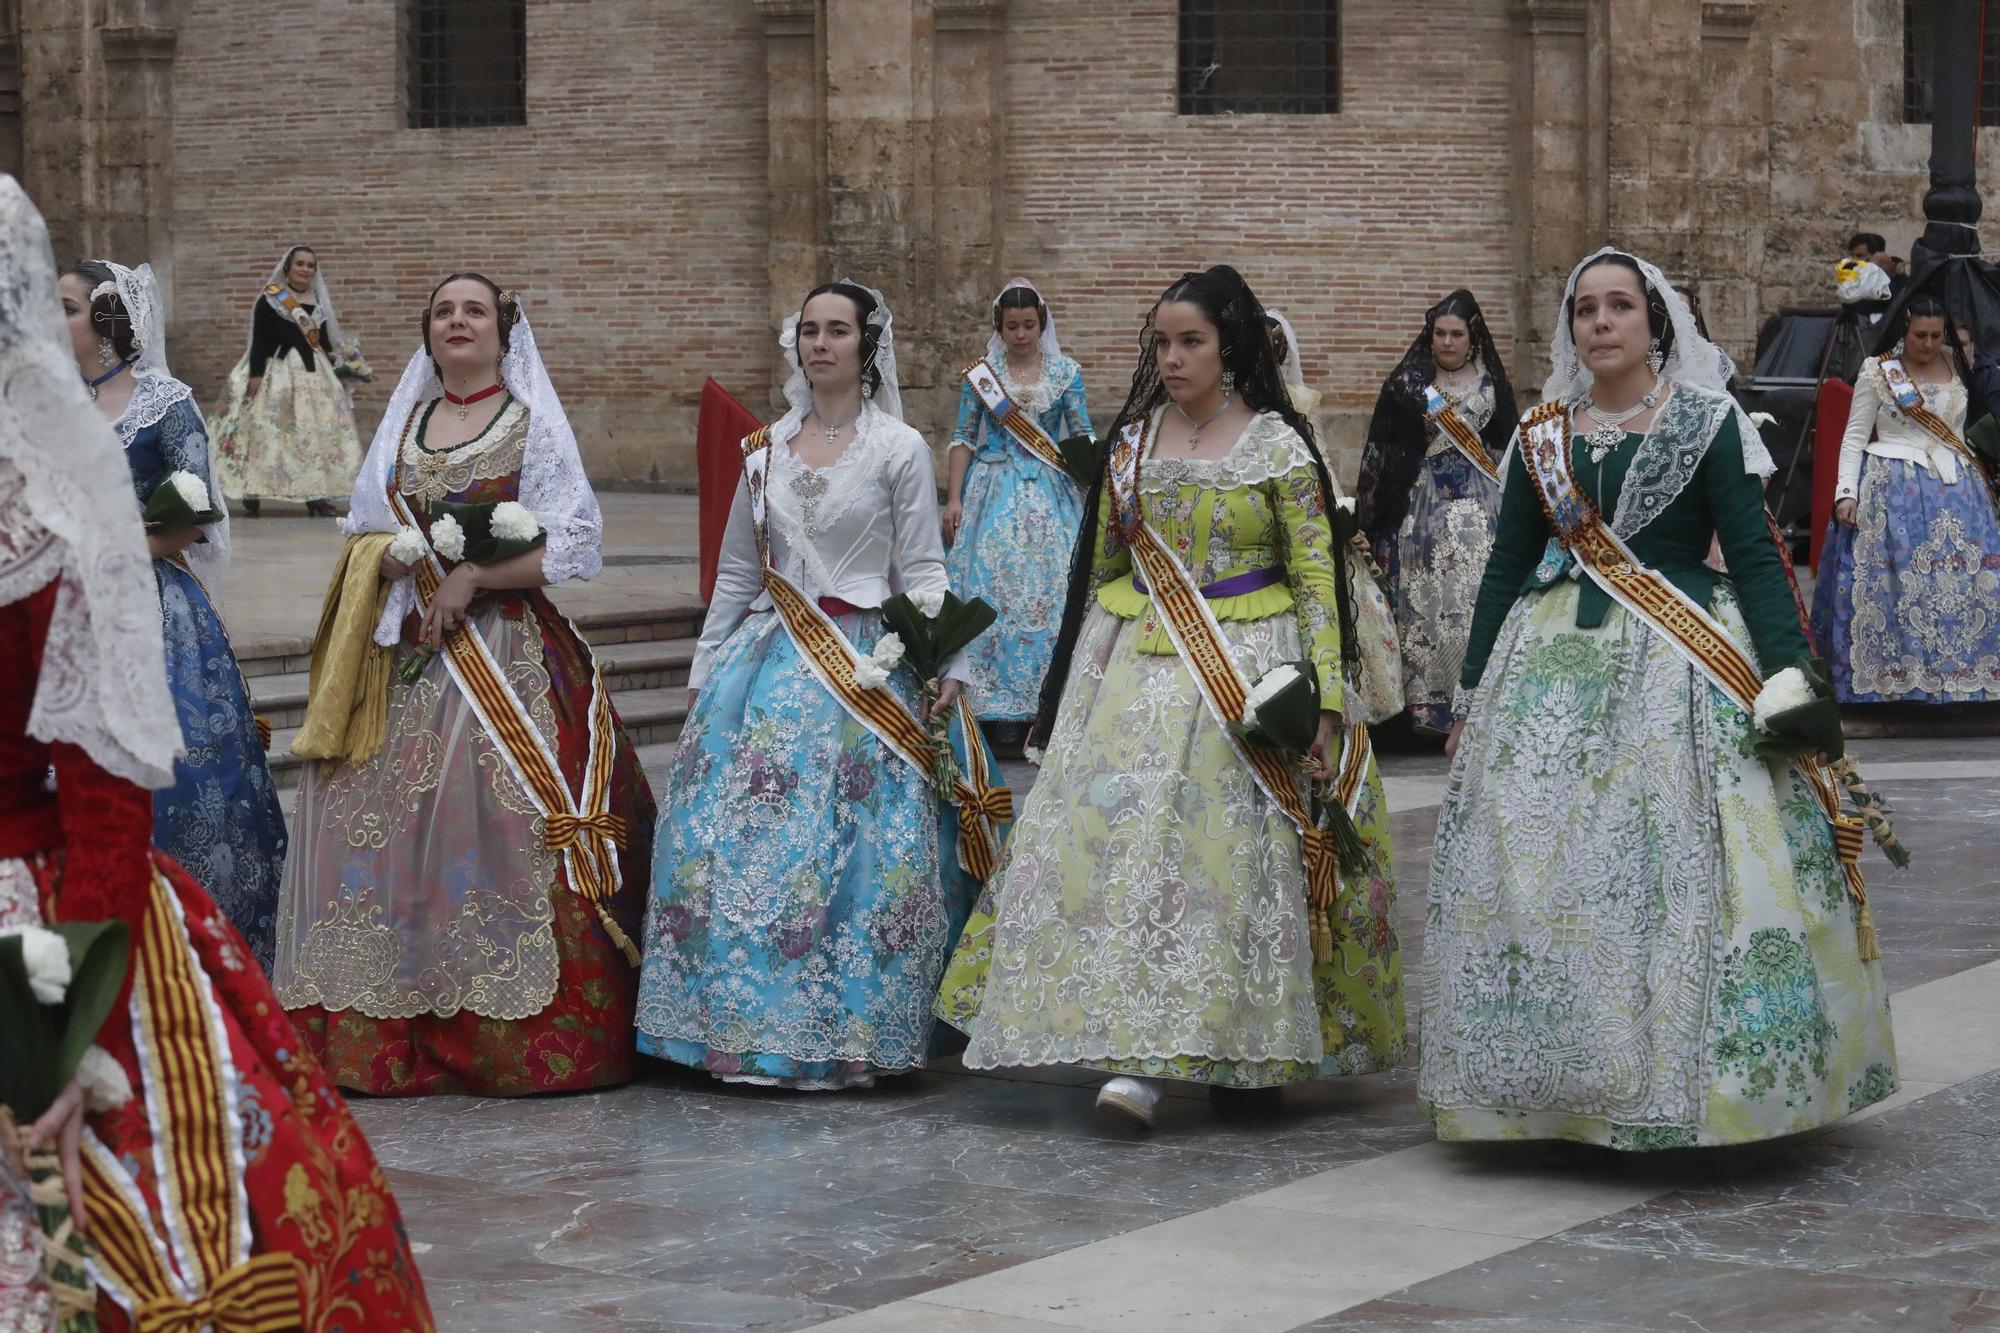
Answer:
[520,407,604,585]
[886,429,971,683]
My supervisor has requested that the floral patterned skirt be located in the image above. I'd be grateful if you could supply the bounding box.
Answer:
[940,605,1403,1087]
[945,452,1085,721]
[152,557,287,971]
[211,352,364,502]
[1812,456,2000,703]
[0,850,433,1331]
[636,609,991,1089]
[1422,581,1897,1148]
[1381,451,1501,732]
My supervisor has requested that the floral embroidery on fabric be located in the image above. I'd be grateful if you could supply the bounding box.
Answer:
[1712,927,1837,1106]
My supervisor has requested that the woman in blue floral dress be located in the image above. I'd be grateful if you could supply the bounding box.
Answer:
[58,260,287,968]
[941,279,1091,751]
[637,281,1005,1089]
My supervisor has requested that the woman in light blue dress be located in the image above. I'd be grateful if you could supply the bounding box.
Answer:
[941,279,1091,751]
[59,260,287,968]
[637,280,1007,1090]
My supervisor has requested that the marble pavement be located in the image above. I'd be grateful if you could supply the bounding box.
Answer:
[219,500,2000,1332]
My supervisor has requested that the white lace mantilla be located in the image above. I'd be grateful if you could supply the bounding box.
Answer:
[996,355,1075,420]
[109,373,194,448]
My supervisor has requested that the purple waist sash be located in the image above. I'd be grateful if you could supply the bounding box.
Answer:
[1131,565,1285,598]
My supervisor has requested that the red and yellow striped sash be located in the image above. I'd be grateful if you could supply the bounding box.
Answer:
[81,869,304,1330]
[386,463,633,961]
[1517,401,1870,905]
[1878,357,1993,486]
[740,430,1011,880]
[1108,416,1367,941]
[1424,392,1501,484]
[962,358,1071,478]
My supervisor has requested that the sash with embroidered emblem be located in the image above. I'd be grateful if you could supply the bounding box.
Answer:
[1107,415,1372,958]
[1877,357,1991,486]
[386,407,636,963]
[738,428,1012,880]
[1516,400,1878,956]
[263,282,324,354]
[962,358,1074,481]
[79,867,304,1331]
[1423,384,1500,484]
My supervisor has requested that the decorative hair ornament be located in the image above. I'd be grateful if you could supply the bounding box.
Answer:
[89,280,118,304]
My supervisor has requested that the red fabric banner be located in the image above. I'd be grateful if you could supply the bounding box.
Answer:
[1810,377,1854,573]
[696,378,763,604]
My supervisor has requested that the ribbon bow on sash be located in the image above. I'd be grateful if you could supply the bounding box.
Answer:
[132,1253,306,1333]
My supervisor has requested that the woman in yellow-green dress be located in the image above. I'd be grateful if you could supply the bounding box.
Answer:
[939,266,1402,1129]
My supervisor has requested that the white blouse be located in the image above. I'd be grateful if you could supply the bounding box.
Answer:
[1837,356,1973,499]
[693,402,966,689]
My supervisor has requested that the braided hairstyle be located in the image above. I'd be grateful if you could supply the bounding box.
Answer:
[62,261,139,363]
[1031,264,1359,744]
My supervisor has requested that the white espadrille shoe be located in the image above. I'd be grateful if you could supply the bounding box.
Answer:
[1094,1076,1163,1129]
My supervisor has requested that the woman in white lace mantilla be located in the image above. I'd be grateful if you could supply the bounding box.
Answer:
[210,244,367,514]
[941,278,1093,750]
[273,273,656,1097]
[1422,249,1896,1149]
[55,259,288,969]
[637,280,1003,1090]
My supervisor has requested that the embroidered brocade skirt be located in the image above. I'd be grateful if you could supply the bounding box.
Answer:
[636,608,993,1089]
[0,851,434,1331]
[151,556,287,970]
[276,589,655,1096]
[1812,456,2000,703]
[940,604,1404,1087]
[945,450,1085,721]
[211,352,365,502]
[1381,448,1502,732]
[1421,581,1897,1148]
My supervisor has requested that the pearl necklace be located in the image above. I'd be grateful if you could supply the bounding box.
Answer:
[1580,374,1664,463]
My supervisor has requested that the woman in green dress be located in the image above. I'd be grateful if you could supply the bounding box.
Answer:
[1421,248,1897,1149]
[939,266,1402,1129]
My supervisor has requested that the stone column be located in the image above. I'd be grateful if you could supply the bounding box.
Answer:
[760,0,1006,442]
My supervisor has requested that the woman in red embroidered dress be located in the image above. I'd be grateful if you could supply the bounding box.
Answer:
[0,175,432,1332]
[273,275,655,1096]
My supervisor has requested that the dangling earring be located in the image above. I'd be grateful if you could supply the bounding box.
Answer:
[1221,369,1236,394]
[862,378,876,400]
[1646,337,1665,375]
[96,338,118,368]
[1893,338,1906,358]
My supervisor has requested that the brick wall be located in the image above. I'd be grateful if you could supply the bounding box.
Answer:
[157,0,2000,488]
[169,0,770,485]
[994,0,1521,479]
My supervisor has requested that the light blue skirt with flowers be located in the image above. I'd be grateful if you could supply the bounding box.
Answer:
[635,607,1000,1089]
[946,447,1085,721]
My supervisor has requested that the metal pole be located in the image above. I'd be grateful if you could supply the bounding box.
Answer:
[1914,0,1983,272]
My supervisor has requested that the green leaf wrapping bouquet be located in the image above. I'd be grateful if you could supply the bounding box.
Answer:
[140,469,222,534]
[398,500,550,683]
[876,589,999,788]
[0,920,133,1332]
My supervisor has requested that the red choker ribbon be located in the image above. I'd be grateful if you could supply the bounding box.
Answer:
[442,383,505,407]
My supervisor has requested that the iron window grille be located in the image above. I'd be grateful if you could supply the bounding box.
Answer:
[406,0,526,130]
[1903,0,2000,125]
[1178,0,1341,115]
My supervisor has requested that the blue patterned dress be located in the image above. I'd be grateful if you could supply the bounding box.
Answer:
[637,406,1008,1088]
[1812,358,2000,702]
[121,393,288,968]
[945,356,1090,721]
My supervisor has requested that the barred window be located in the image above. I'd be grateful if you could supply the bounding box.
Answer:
[1903,0,2000,125]
[1178,0,1340,116]
[405,0,526,130]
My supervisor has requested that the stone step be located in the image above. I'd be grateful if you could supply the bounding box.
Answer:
[266,685,689,790]
[248,637,697,730]
[235,597,705,679]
